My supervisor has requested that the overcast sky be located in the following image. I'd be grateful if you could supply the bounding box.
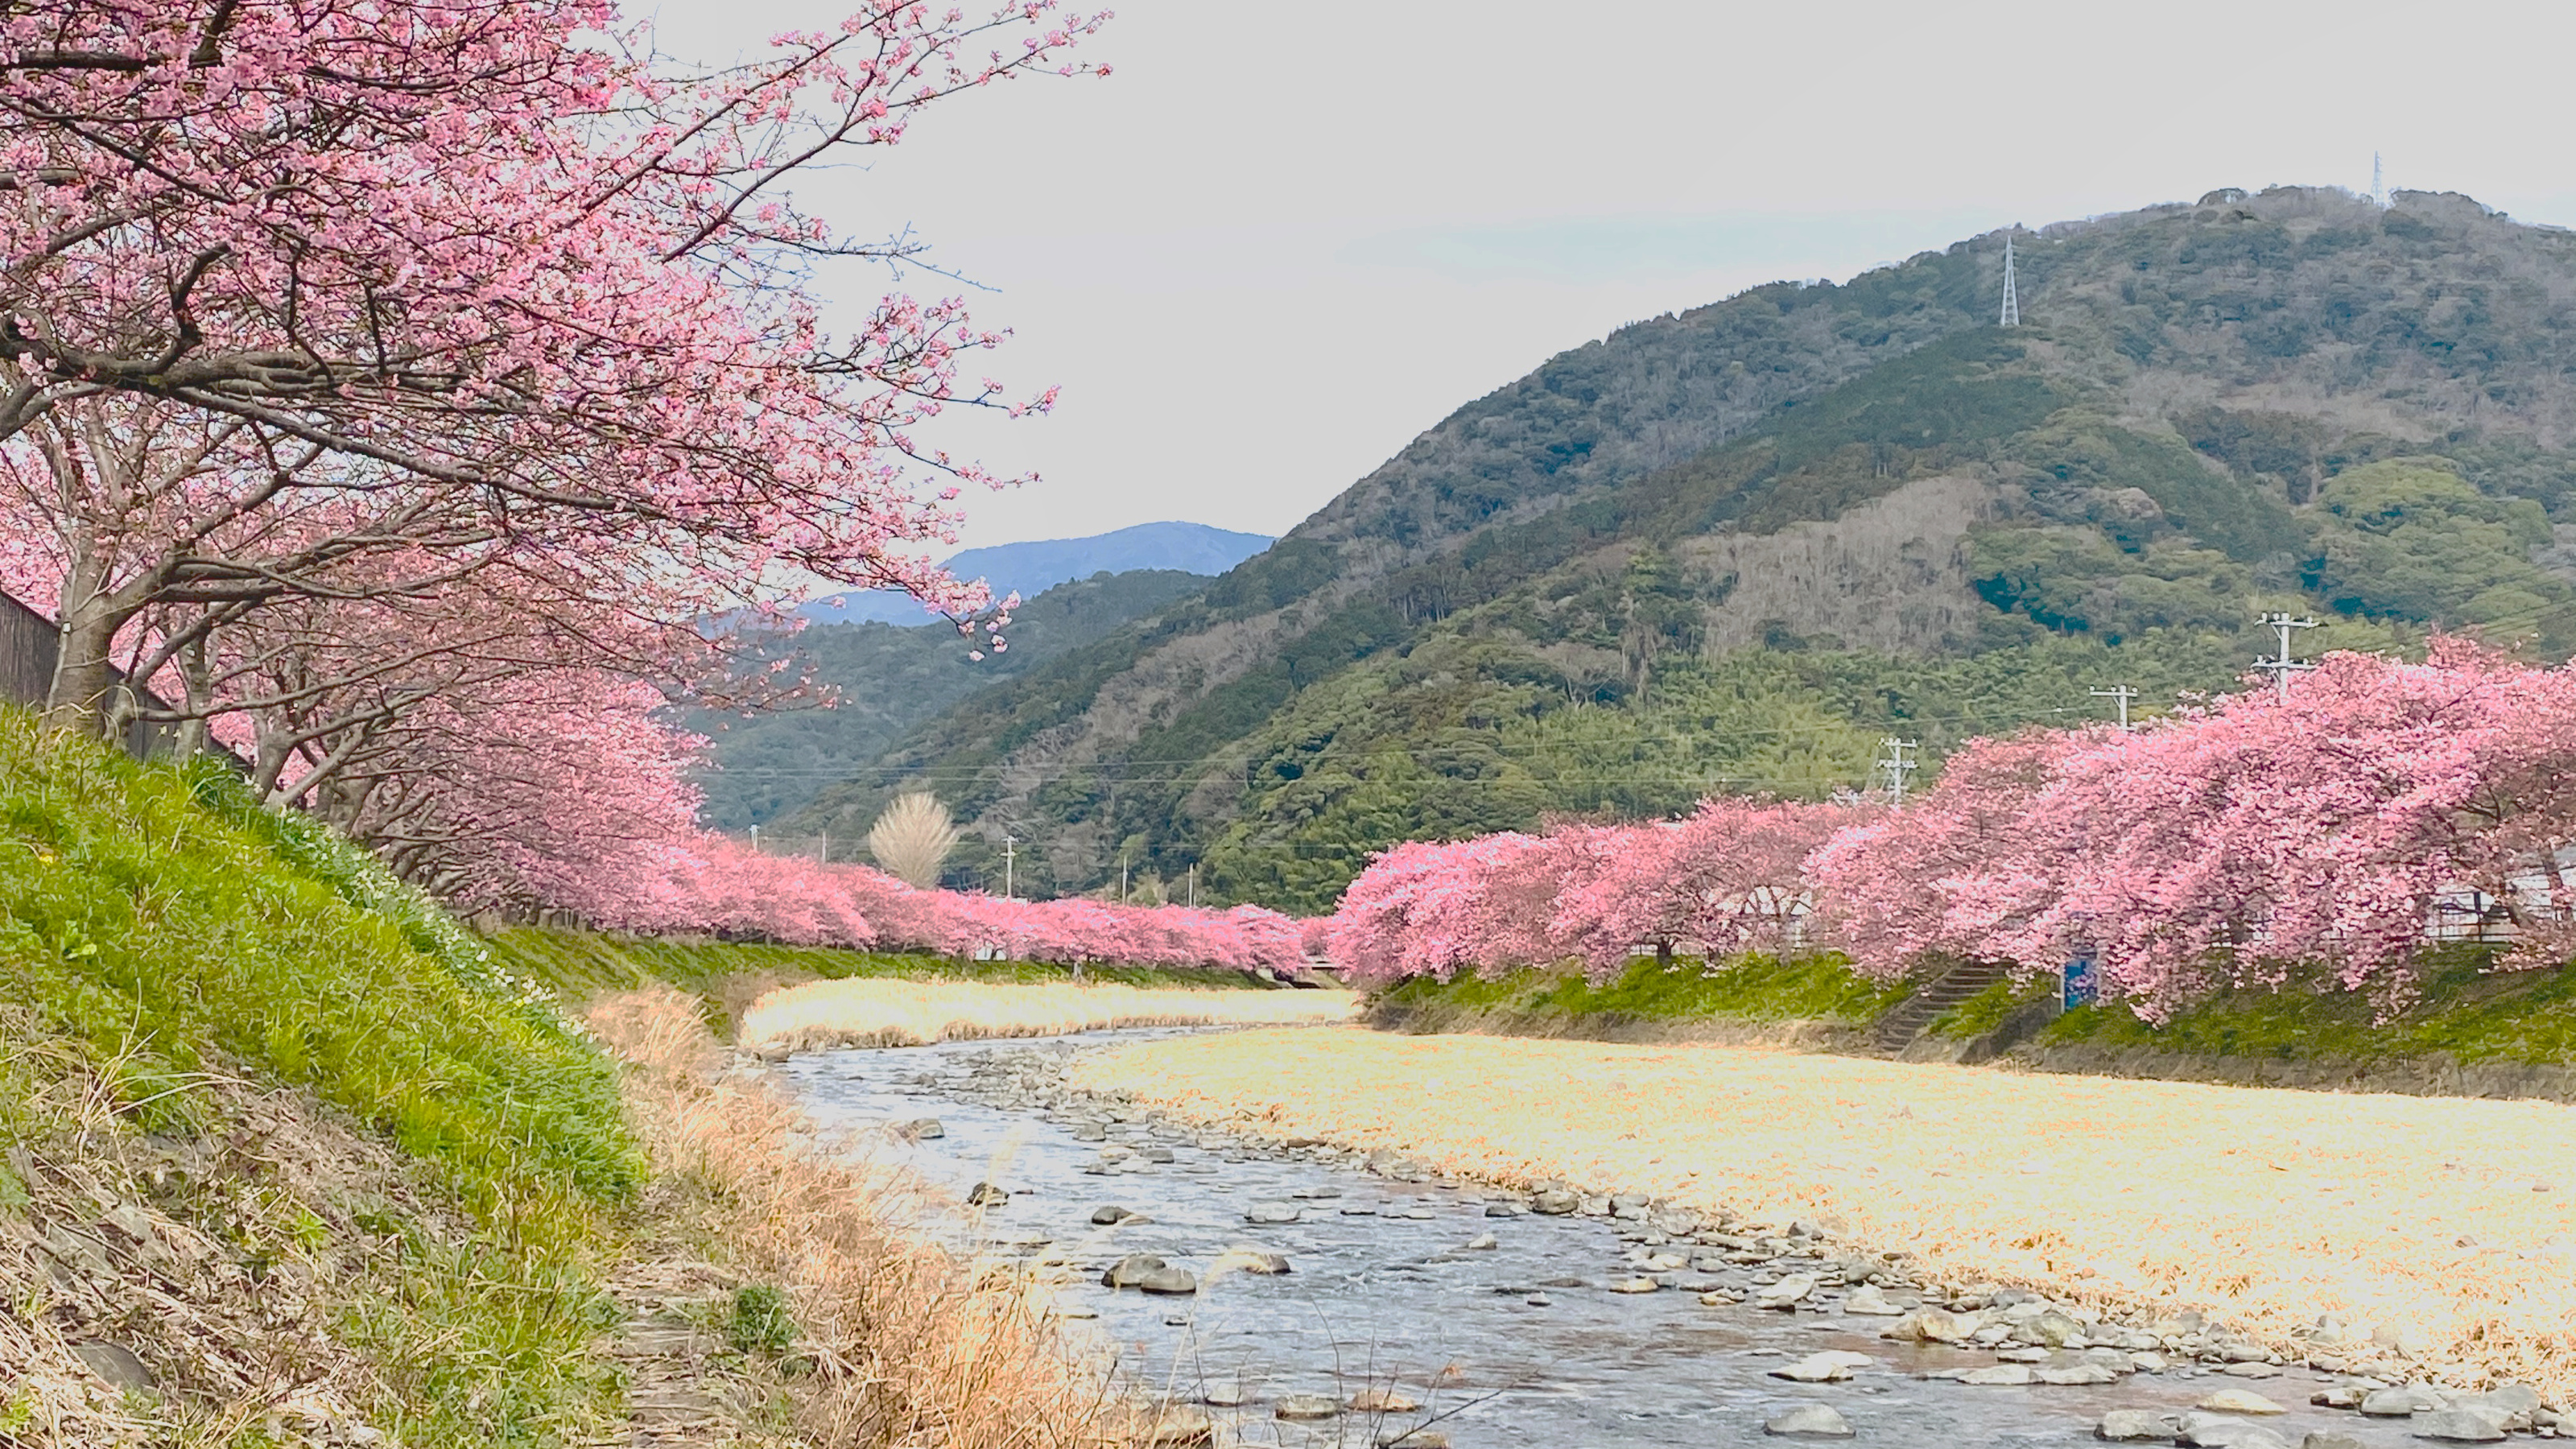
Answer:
[649,0,2576,551]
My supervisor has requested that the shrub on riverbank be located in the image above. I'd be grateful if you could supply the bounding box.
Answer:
[1372,952,1905,1026]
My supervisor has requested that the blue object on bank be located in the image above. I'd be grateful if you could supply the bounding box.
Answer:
[2062,954,2099,1011]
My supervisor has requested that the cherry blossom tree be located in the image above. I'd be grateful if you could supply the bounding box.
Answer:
[0,0,1104,731]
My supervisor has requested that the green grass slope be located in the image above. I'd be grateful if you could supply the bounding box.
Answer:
[0,715,636,1444]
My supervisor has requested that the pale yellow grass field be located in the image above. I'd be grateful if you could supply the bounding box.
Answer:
[739,976,1356,1047]
[1075,1027,2576,1397]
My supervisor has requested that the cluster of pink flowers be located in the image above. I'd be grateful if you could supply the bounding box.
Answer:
[1325,644,2576,1016]
[557,832,1309,976]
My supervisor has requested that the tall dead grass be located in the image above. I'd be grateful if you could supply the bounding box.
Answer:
[737,976,1355,1050]
[1080,1026,2576,1401]
[587,986,1136,1448]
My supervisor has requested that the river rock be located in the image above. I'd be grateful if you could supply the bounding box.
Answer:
[2198,1389,2285,1415]
[965,1181,1009,1207]
[2098,1409,2179,1440]
[1348,1389,1421,1413]
[1091,1205,1141,1225]
[1608,1277,1660,1294]
[1464,1232,1498,1250]
[1136,1405,1214,1447]
[2310,1387,2366,1409]
[1765,1405,1855,1439]
[1377,1430,1451,1448]
[1203,1383,1247,1408]
[1217,1245,1290,1274]
[1961,1365,2033,1385]
[1842,1284,1904,1315]
[1275,1394,1340,1421]
[2446,1387,2538,1431]
[1530,1188,1582,1215]
[2037,1364,2120,1385]
[2298,1435,2368,1449]
[1770,1351,1873,1383]
[898,1118,945,1139]
[1884,1308,1977,1343]
[1756,1274,1817,1310]
[1484,1202,1523,1217]
[1243,1201,1301,1224]
[71,1341,153,1393]
[1136,1265,1198,1295]
[2360,1387,2434,1417]
[2410,1410,2507,1442]
[2221,1362,2283,1379]
[1101,1253,1167,1288]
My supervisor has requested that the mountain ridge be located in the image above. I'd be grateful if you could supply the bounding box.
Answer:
[800,520,1273,625]
[786,186,2576,910]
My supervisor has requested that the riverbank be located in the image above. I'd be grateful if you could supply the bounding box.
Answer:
[738,975,1356,1052]
[0,719,1137,1447]
[1369,954,2576,1103]
[1073,1026,2576,1401]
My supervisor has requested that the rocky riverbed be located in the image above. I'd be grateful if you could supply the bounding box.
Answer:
[770,1030,2567,1447]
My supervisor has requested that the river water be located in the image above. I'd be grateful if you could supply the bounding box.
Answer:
[778,1030,2442,1449]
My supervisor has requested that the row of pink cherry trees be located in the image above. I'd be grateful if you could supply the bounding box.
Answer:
[551,836,1313,973]
[1325,644,2576,1017]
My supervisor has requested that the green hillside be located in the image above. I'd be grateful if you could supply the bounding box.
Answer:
[694,567,1207,830]
[787,187,2576,910]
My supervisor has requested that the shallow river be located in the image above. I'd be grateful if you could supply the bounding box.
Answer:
[779,1030,2436,1449]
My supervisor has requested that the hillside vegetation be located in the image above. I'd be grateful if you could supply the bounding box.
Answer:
[789,187,2576,910]
[694,568,1207,832]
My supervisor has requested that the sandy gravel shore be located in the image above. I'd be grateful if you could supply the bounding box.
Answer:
[1073,1026,2576,1397]
[738,976,1356,1048]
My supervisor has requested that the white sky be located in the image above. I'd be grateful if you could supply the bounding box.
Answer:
[647,0,2576,551]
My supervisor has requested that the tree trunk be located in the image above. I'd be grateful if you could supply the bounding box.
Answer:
[41,582,130,740]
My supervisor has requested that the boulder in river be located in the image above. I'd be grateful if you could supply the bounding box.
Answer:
[1100,1253,1168,1288]
[1530,1188,1581,1215]
[1882,1307,1976,1343]
[1755,1274,1817,1311]
[1216,1245,1291,1275]
[1464,1232,1498,1250]
[1243,1200,1302,1225]
[2096,1409,2179,1441]
[1608,1277,1660,1294]
[2176,1414,2293,1448]
[1091,1205,1141,1225]
[1377,1429,1451,1448]
[2297,1435,2367,1449]
[1769,1351,1872,1383]
[897,1118,945,1139]
[1274,1394,1340,1421]
[1840,1284,1903,1315]
[2409,1410,2507,1443]
[2359,1387,2434,1417]
[1347,1389,1420,1413]
[964,1182,1009,1207]
[2196,1389,2283,1416]
[1764,1404,1854,1439]
[2036,1364,2119,1385]
[1960,1364,2033,1385]
[1135,1265,1198,1295]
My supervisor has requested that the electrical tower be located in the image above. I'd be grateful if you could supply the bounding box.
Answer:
[1999,234,2021,327]
[2373,151,2385,207]
[1002,834,1016,902]
[2255,613,2319,701]
[2090,684,2137,731]
[1877,737,1920,803]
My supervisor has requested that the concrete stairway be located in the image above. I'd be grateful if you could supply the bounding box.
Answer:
[1870,959,2015,1054]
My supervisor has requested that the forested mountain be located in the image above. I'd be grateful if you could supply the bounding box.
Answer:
[785,187,2576,911]
[694,569,1208,828]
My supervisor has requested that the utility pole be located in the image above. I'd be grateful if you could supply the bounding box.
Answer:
[819,828,828,865]
[2255,613,2319,702]
[1877,737,1920,803]
[1187,864,1197,909]
[1999,234,2021,327]
[749,823,758,855]
[2090,684,2138,731]
[1120,853,1129,904]
[1003,835,1016,902]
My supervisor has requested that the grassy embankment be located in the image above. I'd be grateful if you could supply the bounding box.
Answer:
[0,716,1133,1447]
[1374,948,2576,1079]
[487,926,1280,1037]
[1369,952,1908,1030]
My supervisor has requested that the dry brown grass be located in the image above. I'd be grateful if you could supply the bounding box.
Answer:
[1077,1026,2576,1399]
[587,986,1141,1449]
[737,976,1356,1050]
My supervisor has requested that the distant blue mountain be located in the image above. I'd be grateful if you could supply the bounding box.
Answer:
[801,521,1273,626]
